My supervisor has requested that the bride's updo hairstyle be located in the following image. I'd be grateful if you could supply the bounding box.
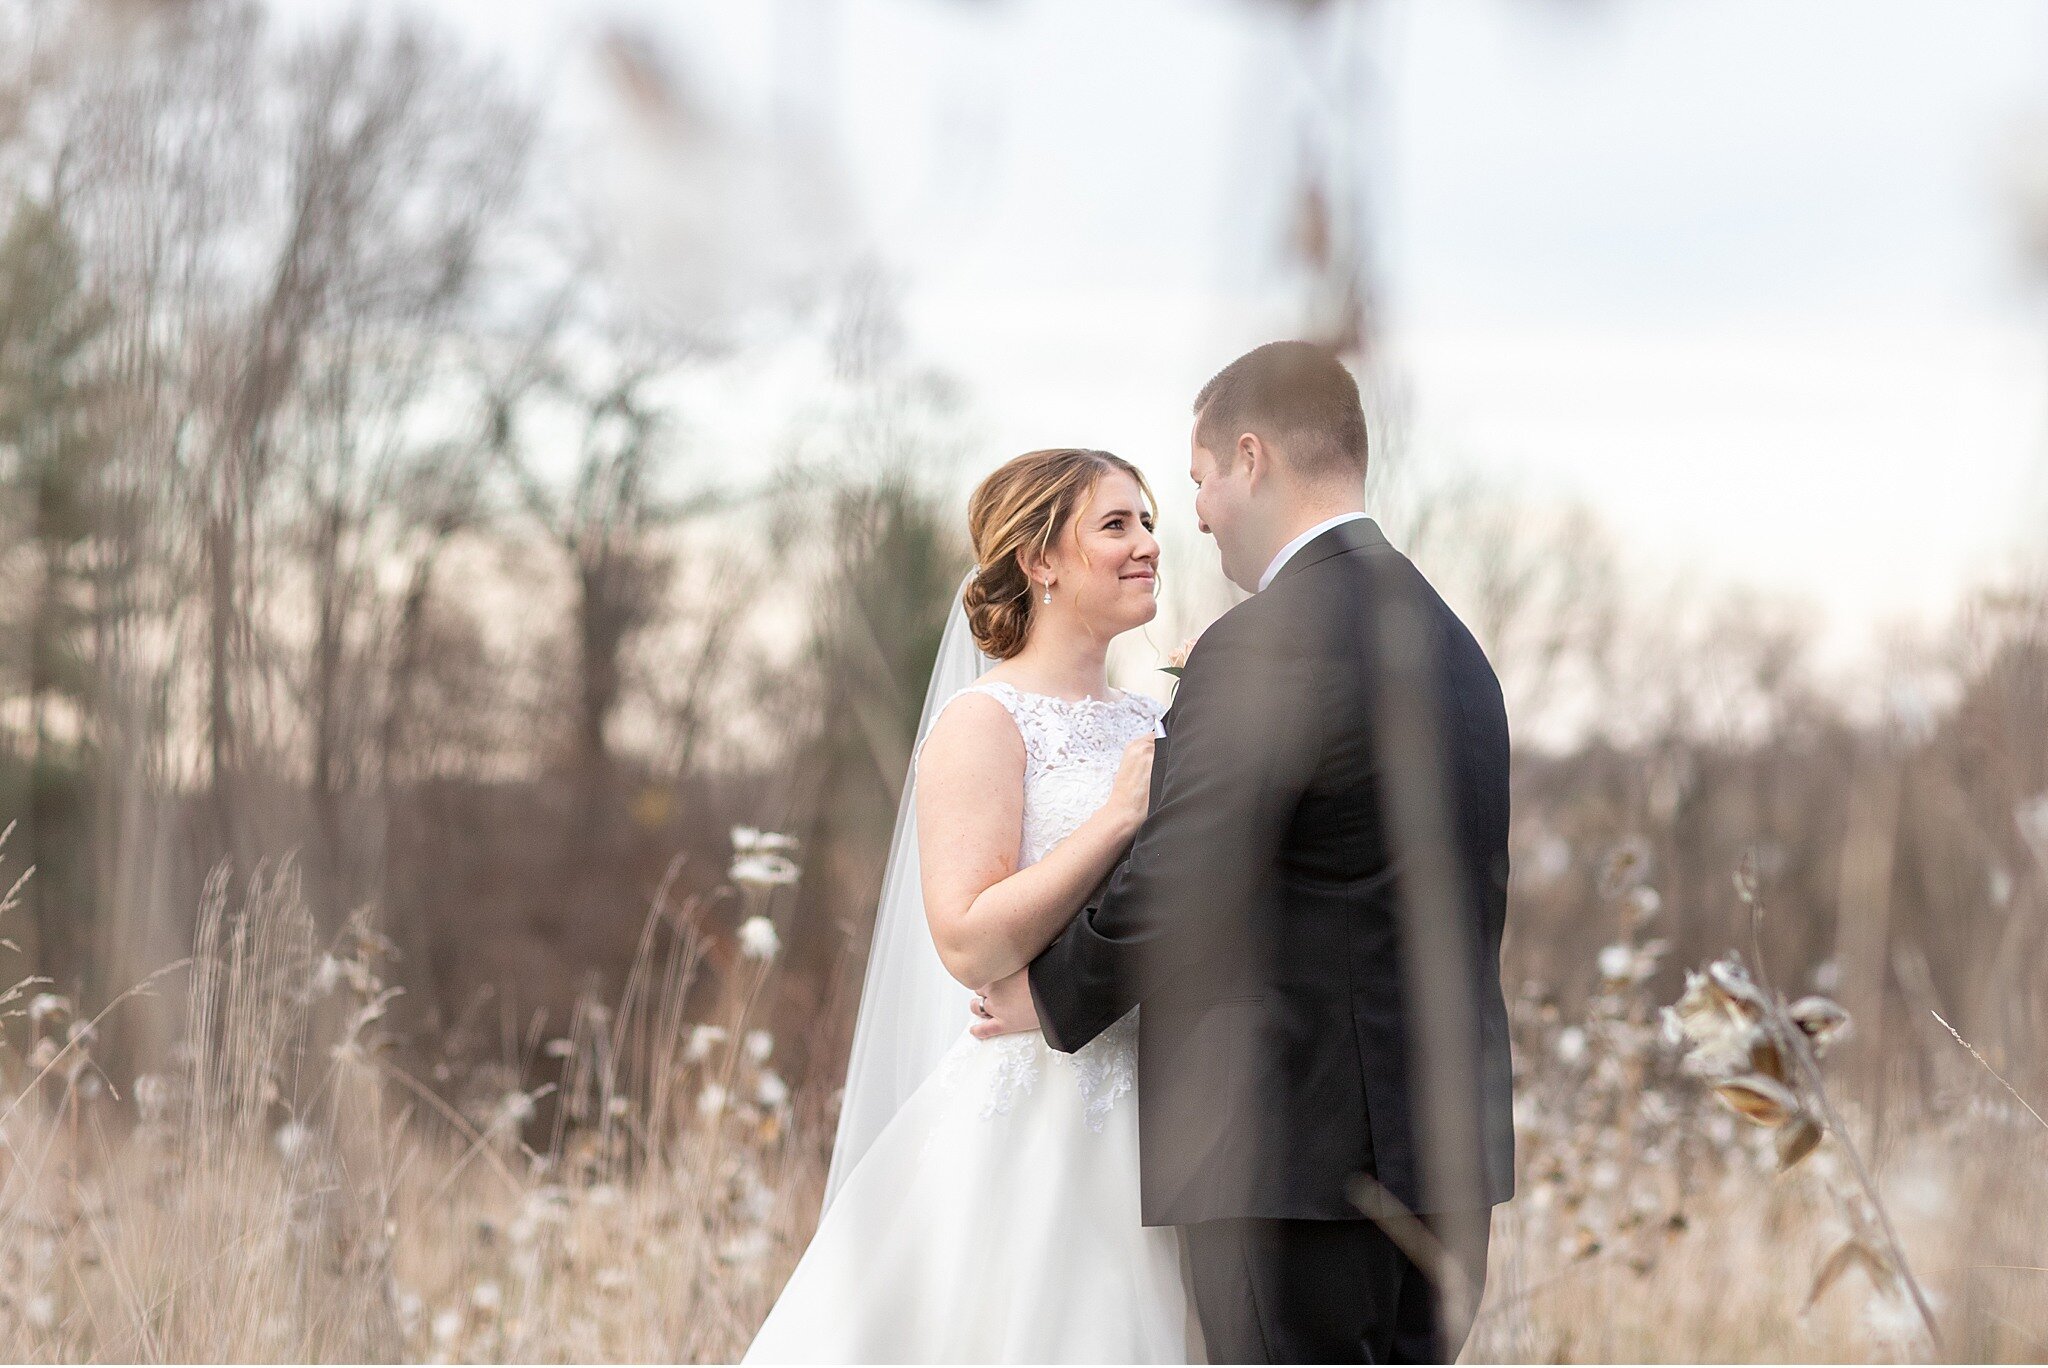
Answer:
[963,448,1155,660]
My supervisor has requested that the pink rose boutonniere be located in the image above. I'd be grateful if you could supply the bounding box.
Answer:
[1160,633,1202,695]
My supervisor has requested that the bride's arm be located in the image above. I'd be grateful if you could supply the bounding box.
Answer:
[914,694,1152,990]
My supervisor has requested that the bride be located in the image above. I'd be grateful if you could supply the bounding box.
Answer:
[744,448,1201,1364]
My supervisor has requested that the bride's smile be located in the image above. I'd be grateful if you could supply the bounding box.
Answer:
[1024,469,1162,641]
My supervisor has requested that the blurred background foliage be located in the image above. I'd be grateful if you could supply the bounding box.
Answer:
[0,1,2042,1357]
[0,0,2041,1143]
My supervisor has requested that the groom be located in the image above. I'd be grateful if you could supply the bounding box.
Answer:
[972,341,1516,1363]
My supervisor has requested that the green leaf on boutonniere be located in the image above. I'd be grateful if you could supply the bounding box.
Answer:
[1160,666,1184,679]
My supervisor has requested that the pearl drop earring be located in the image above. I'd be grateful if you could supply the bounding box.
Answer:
[1042,583,1052,606]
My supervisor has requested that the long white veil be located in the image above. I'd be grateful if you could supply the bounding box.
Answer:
[822,573,992,1210]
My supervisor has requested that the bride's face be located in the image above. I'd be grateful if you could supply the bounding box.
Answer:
[1035,471,1160,639]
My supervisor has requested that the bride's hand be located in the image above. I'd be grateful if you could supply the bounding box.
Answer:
[1105,736,1155,837]
[969,970,1039,1039]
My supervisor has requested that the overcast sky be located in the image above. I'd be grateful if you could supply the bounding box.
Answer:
[291,0,2048,665]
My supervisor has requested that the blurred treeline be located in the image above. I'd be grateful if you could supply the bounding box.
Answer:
[0,0,2043,1148]
[1477,544,2048,1118]
[1377,456,2048,1125]
[0,0,967,1096]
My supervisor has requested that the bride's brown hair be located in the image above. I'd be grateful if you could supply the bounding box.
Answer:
[963,448,1156,660]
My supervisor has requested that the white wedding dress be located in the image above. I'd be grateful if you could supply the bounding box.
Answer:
[744,681,1200,1365]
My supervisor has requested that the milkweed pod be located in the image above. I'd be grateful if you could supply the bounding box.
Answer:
[1788,996,1851,1054]
[1776,1115,1825,1169]
[1714,1073,1801,1127]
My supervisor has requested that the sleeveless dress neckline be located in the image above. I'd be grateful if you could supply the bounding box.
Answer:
[971,678,1134,709]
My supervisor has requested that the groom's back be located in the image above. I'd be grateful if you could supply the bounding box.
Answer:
[1137,517,1516,1225]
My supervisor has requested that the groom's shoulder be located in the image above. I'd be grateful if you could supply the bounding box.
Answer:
[1272,532,1446,618]
[1276,535,1505,689]
[1258,536,1474,656]
[1190,587,1295,658]
[1257,538,1399,620]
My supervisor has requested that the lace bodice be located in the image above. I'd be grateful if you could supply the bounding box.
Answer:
[947,680,1165,866]
[921,679,1165,1131]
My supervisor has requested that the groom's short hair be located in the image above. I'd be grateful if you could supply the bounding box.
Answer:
[1193,341,1368,484]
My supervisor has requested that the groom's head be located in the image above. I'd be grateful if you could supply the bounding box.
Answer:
[1190,341,1369,592]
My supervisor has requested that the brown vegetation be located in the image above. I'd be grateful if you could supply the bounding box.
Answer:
[0,1,2043,1361]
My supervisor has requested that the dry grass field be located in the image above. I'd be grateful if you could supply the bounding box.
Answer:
[1,809,2042,1365]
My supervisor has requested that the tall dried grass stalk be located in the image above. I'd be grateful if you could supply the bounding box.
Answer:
[0,832,812,1362]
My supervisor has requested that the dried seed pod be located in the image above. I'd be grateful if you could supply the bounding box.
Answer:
[1804,1236,1891,1312]
[1787,996,1851,1054]
[1747,1028,1789,1083]
[1707,958,1771,1021]
[1732,854,1761,905]
[1776,1115,1824,1169]
[1713,1073,1801,1127]
[1671,970,1745,1048]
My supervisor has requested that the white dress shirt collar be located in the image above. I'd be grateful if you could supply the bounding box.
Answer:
[1257,511,1372,592]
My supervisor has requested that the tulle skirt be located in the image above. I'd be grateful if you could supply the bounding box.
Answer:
[743,1018,1199,1364]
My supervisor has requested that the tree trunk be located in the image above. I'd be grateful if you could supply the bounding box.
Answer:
[205,506,240,873]
[310,501,347,933]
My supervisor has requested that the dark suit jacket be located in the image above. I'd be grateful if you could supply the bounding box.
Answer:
[1027,518,1516,1226]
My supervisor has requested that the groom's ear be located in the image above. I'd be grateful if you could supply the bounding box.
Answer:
[1239,432,1271,490]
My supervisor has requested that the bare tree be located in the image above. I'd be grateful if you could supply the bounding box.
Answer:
[0,192,111,993]
[493,328,716,938]
[11,0,538,1042]
[268,19,532,929]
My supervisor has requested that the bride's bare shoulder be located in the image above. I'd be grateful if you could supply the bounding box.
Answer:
[917,688,1025,783]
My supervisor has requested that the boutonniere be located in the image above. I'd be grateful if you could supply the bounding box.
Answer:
[1160,634,1201,695]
